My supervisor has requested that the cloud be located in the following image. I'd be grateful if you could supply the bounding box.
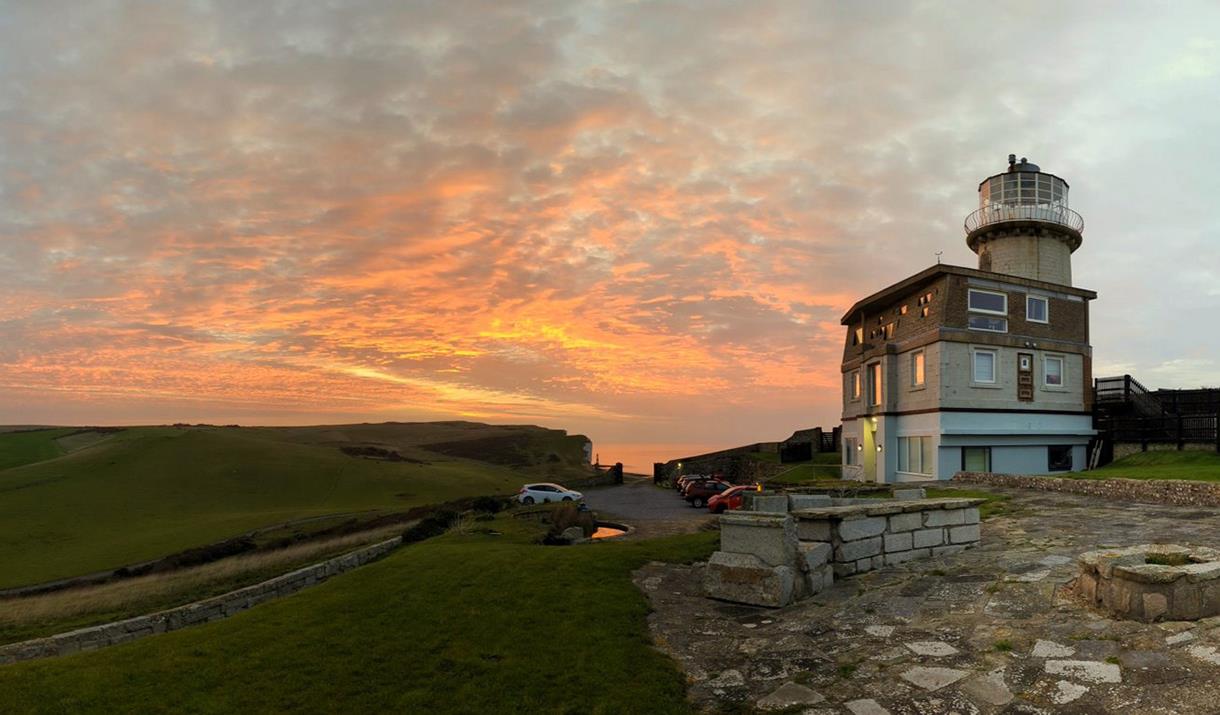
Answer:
[2,0,1220,462]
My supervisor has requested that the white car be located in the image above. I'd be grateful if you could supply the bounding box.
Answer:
[517,482,583,505]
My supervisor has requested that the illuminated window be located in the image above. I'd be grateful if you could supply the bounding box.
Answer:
[1044,355,1064,386]
[911,351,925,387]
[868,362,882,406]
[920,306,930,318]
[973,349,997,384]
[882,323,895,340]
[851,371,861,400]
[1027,295,1049,323]
[852,327,863,346]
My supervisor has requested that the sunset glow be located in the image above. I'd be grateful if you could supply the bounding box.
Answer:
[3,2,1220,470]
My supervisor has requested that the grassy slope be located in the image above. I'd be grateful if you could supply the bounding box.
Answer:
[1067,450,1220,482]
[0,428,72,471]
[0,426,534,589]
[0,518,717,714]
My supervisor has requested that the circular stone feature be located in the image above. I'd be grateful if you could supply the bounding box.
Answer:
[1074,544,1220,622]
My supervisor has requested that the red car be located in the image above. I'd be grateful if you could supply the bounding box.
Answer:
[707,485,751,513]
[685,480,733,508]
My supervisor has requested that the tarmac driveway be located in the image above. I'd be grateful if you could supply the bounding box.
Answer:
[582,477,715,539]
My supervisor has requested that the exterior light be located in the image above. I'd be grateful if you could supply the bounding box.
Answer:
[876,445,883,452]
[756,483,763,492]
[870,417,877,425]
[856,444,863,451]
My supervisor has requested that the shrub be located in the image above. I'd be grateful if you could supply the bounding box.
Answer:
[542,502,597,543]
[469,495,504,514]
[402,510,460,545]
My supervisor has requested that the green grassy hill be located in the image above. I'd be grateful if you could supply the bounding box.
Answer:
[0,516,715,713]
[1068,450,1220,482]
[0,423,591,589]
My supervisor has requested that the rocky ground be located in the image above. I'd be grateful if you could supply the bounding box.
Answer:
[634,485,1220,713]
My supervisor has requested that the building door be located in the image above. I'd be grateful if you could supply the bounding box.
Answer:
[862,421,878,482]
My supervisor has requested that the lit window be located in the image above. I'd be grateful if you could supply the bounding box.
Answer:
[897,436,934,475]
[882,323,895,340]
[868,363,882,406]
[911,351,925,387]
[968,315,1008,332]
[851,371,861,400]
[968,289,1007,315]
[852,327,863,346]
[973,350,996,383]
[1027,295,1048,323]
[920,306,930,318]
[899,305,908,315]
[1044,355,1064,386]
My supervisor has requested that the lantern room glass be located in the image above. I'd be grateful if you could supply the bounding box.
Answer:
[979,173,1068,209]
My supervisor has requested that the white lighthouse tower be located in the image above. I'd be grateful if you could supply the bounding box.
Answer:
[964,155,1084,287]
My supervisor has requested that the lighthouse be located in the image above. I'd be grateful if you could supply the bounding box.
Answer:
[965,155,1084,287]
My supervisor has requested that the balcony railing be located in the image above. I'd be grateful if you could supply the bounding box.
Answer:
[964,204,1084,235]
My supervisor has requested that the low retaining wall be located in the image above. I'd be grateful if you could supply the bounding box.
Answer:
[954,471,1220,507]
[703,498,983,608]
[0,536,402,665]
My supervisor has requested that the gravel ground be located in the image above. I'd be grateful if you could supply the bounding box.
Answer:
[582,477,716,538]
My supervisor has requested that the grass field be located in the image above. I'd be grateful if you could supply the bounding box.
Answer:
[0,423,585,589]
[0,428,72,471]
[767,451,843,485]
[0,515,717,714]
[1065,450,1220,482]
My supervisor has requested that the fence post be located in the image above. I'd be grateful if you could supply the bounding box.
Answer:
[1215,411,1220,455]
[1178,414,1185,451]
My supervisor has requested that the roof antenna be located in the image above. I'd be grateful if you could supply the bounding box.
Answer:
[935,250,943,264]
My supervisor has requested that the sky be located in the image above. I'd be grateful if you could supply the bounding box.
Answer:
[2,1,1220,471]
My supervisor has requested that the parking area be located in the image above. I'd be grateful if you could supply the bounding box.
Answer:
[581,477,716,539]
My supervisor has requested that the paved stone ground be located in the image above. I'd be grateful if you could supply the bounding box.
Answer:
[583,477,716,538]
[635,484,1220,713]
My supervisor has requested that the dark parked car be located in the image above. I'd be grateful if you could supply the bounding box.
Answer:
[685,479,733,508]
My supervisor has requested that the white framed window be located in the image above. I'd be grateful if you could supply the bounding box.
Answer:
[972,349,997,384]
[850,371,861,400]
[897,436,934,475]
[911,350,925,387]
[968,289,1007,315]
[1027,295,1049,323]
[868,362,882,406]
[1044,355,1064,387]
[844,437,858,465]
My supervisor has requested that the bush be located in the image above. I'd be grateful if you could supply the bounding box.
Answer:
[402,510,460,545]
[469,495,504,514]
[542,502,597,544]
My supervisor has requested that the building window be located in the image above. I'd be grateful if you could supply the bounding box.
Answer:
[844,437,858,465]
[972,349,997,383]
[920,305,930,318]
[898,436,934,475]
[1027,295,1049,323]
[868,362,882,406]
[911,350,925,387]
[882,322,895,340]
[899,305,908,315]
[968,289,1007,315]
[1048,445,1073,472]
[851,371,861,400]
[968,315,1008,332]
[852,327,863,346]
[1044,355,1064,387]
[962,447,991,472]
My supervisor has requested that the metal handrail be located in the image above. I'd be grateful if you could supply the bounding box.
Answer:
[964,204,1084,234]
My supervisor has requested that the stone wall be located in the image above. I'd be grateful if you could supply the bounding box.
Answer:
[0,536,402,665]
[954,471,1220,507]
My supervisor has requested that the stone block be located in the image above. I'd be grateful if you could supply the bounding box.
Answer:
[838,516,887,542]
[962,507,980,524]
[800,541,832,572]
[889,512,922,532]
[704,551,797,607]
[796,518,831,542]
[719,513,798,567]
[912,528,944,549]
[884,532,913,552]
[925,508,966,527]
[789,494,832,510]
[833,561,856,578]
[855,558,874,574]
[1143,592,1169,621]
[806,565,834,596]
[949,524,980,544]
[836,536,883,562]
[885,548,931,566]
[748,494,791,513]
[932,544,966,557]
[1172,582,1204,620]
[893,488,926,501]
